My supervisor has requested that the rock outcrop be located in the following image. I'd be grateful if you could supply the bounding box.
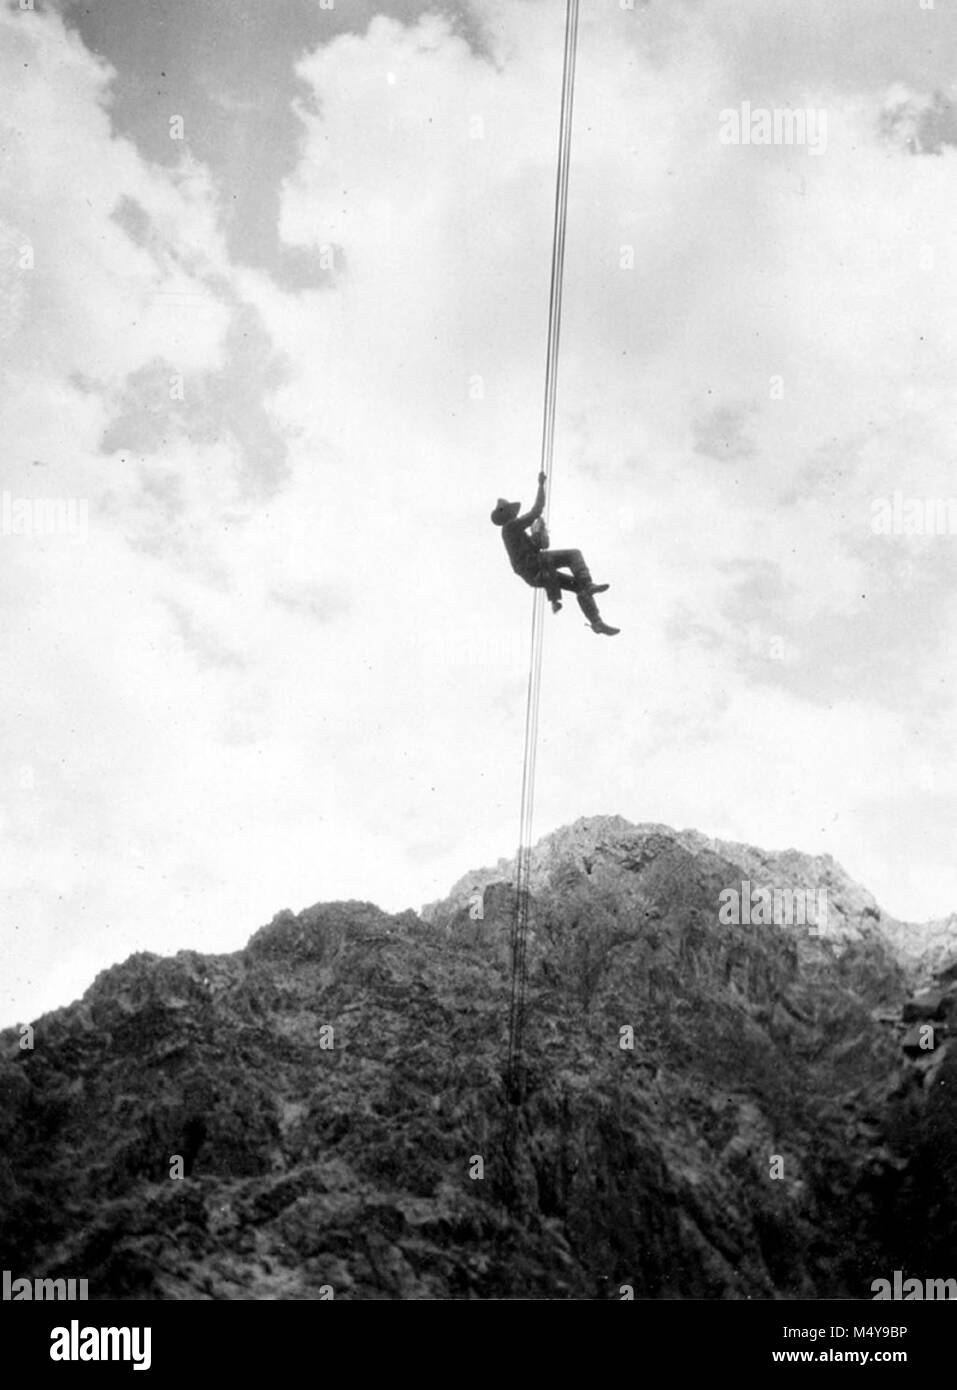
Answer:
[1,817,954,1299]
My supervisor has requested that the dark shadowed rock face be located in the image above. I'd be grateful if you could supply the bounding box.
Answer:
[1,818,954,1300]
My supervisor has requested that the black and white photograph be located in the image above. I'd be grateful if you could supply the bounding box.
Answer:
[1,0,956,1351]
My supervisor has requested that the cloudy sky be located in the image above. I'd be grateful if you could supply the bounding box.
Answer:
[3,0,957,1026]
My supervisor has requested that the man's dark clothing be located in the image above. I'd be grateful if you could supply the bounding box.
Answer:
[501,517,547,585]
[498,481,601,622]
[499,480,548,583]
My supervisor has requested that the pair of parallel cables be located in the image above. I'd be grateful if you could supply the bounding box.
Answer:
[506,0,581,1109]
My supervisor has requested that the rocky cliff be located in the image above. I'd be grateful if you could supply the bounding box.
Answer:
[1,817,954,1299]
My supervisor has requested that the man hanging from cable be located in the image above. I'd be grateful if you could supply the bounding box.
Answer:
[491,472,620,635]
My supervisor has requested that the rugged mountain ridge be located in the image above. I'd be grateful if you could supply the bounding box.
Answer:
[1,817,955,1299]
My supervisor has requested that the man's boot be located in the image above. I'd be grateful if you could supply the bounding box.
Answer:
[577,590,619,635]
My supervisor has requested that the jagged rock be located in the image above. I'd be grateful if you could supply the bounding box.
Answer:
[879,913,957,986]
[1,816,955,1299]
[902,988,953,1023]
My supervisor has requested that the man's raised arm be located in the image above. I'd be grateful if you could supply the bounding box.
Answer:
[516,472,547,528]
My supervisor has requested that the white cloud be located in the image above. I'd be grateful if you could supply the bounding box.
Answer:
[5,0,957,1025]
[245,6,957,922]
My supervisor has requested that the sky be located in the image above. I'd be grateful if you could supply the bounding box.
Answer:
[3,0,957,1026]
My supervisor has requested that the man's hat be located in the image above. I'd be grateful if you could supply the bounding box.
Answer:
[491,498,521,525]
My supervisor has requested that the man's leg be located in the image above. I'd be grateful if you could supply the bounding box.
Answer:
[542,556,601,621]
[546,572,577,597]
[542,551,618,633]
[538,557,575,609]
[576,589,619,634]
[576,588,601,624]
[543,548,590,587]
[542,548,607,595]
